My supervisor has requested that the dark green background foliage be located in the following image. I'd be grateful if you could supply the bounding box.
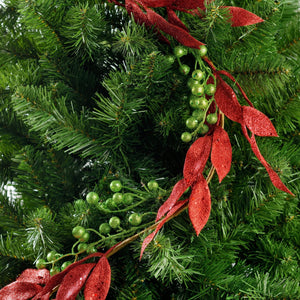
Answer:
[0,0,299,299]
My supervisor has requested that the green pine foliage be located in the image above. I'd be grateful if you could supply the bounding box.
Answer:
[0,0,299,298]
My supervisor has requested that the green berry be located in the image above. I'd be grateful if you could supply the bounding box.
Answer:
[99,223,111,235]
[187,78,200,89]
[78,243,88,252]
[186,117,198,129]
[86,192,99,205]
[192,69,205,81]
[128,213,142,226]
[192,110,205,121]
[109,216,121,229]
[61,261,72,271]
[179,64,190,75]
[199,45,208,57]
[174,46,187,58]
[110,180,122,192]
[205,84,216,96]
[112,193,123,205]
[197,98,209,109]
[206,113,218,124]
[147,180,159,191]
[198,124,209,135]
[72,226,86,239]
[191,84,204,96]
[35,258,46,269]
[166,55,176,64]
[46,250,57,262]
[50,266,60,276]
[123,193,134,205]
[79,231,90,242]
[189,96,201,108]
[105,198,116,210]
[181,132,192,143]
[87,246,97,254]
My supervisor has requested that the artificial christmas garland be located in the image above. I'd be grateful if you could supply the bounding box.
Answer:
[0,1,295,299]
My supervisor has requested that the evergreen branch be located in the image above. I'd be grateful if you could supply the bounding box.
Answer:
[11,86,107,159]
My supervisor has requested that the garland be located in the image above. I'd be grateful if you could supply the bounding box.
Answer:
[0,1,294,299]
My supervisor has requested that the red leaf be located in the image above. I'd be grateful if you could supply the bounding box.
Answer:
[0,281,42,300]
[143,0,175,7]
[183,135,212,182]
[33,252,103,299]
[243,106,278,137]
[146,8,204,48]
[216,70,253,107]
[140,199,188,259]
[214,76,243,123]
[56,263,96,300]
[17,269,50,286]
[188,176,211,236]
[173,0,207,10]
[211,126,232,182]
[167,8,188,31]
[84,256,111,300]
[241,125,294,195]
[222,6,264,27]
[156,178,189,221]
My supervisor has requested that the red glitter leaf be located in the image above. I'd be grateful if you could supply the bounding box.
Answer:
[84,256,111,300]
[156,178,189,221]
[146,8,204,48]
[211,126,232,182]
[125,0,150,27]
[143,0,175,7]
[183,135,212,182]
[167,8,188,31]
[173,0,207,10]
[33,252,103,299]
[223,6,264,27]
[56,263,96,300]
[241,125,294,195]
[0,281,42,300]
[243,106,278,137]
[188,176,211,236]
[214,76,243,123]
[16,269,50,286]
[141,199,188,259]
[216,70,253,107]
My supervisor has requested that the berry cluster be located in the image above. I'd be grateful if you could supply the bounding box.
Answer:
[35,179,163,275]
[173,45,218,143]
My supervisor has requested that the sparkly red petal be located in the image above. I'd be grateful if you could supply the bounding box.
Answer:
[33,252,103,299]
[214,76,243,123]
[84,256,111,300]
[0,281,42,300]
[16,269,50,286]
[141,199,188,259]
[243,106,278,137]
[216,70,253,107]
[167,8,188,31]
[211,126,232,182]
[188,176,211,236]
[183,135,212,183]
[146,8,204,48]
[173,0,207,10]
[222,6,264,27]
[156,178,189,221]
[56,263,96,300]
[241,125,294,196]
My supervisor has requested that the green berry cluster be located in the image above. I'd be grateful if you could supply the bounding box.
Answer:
[172,45,218,143]
[35,179,163,275]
